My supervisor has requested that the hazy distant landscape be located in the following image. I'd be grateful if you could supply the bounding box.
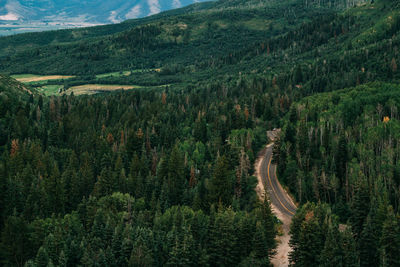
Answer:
[0,0,208,35]
[0,22,101,36]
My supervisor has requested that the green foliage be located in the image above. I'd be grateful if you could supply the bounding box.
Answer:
[0,65,277,266]
[1,0,400,265]
[208,156,233,207]
[281,82,400,265]
[289,202,359,267]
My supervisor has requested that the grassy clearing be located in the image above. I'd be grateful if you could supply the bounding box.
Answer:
[96,71,132,79]
[12,74,75,83]
[11,74,38,79]
[96,69,161,79]
[36,85,64,96]
[65,84,138,95]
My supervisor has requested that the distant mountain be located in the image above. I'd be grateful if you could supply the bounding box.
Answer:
[0,0,209,35]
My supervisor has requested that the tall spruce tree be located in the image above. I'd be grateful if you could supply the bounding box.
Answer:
[208,156,233,206]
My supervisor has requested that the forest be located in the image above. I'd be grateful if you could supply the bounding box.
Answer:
[0,73,281,266]
[275,82,400,266]
[0,0,399,266]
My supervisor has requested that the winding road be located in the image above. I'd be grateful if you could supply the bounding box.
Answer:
[260,145,297,217]
[255,131,297,267]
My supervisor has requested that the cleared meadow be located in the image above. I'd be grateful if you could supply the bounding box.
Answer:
[65,84,137,95]
[12,74,75,83]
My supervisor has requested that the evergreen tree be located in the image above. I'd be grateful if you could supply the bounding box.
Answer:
[208,208,239,267]
[335,134,348,187]
[251,221,271,267]
[208,156,233,206]
[0,216,32,267]
[350,180,370,239]
[320,225,343,267]
[167,144,185,205]
[341,229,359,267]
[35,247,49,267]
[259,196,277,256]
[93,167,115,197]
[167,228,195,266]
[380,206,400,267]
[0,162,6,225]
[129,228,154,267]
[358,199,386,267]
[58,250,67,267]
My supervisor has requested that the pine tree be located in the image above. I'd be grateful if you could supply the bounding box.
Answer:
[44,163,65,215]
[207,209,239,267]
[251,221,271,267]
[358,199,385,267]
[35,247,49,267]
[320,225,343,267]
[381,206,400,267]
[96,249,108,266]
[167,144,185,205]
[58,250,67,267]
[208,156,233,207]
[0,215,32,267]
[350,179,370,239]
[341,229,359,267]
[0,162,6,225]
[105,246,116,267]
[167,227,194,266]
[111,226,124,266]
[44,234,58,265]
[129,228,154,267]
[70,171,81,209]
[294,65,304,84]
[79,152,95,198]
[335,133,348,188]
[259,196,277,256]
[289,203,329,267]
[118,234,130,261]
[93,167,115,197]
[128,153,141,197]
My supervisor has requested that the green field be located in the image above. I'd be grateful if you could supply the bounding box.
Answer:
[11,74,40,79]
[11,74,75,83]
[95,69,161,79]
[36,85,64,96]
[65,84,138,95]
[96,71,132,79]
[10,73,170,96]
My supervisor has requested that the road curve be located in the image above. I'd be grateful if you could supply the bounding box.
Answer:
[255,139,297,267]
[260,144,297,217]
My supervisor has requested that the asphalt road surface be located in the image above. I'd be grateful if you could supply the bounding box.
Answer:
[260,145,297,217]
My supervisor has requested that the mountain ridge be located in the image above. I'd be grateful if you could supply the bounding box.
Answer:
[0,0,210,35]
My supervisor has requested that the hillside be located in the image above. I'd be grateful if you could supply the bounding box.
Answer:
[0,74,33,148]
[0,73,31,96]
[1,0,400,266]
[0,0,332,75]
[275,81,400,266]
[0,0,398,95]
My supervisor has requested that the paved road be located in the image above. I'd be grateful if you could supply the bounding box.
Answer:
[260,145,297,217]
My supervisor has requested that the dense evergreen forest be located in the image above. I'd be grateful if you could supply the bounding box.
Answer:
[0,0,400,266]
[0,73,279,266]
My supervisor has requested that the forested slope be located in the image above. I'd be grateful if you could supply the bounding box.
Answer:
[0,74,281,266]
[0,0,400,266]
[0,0,334,76]
[275,82,400,266]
